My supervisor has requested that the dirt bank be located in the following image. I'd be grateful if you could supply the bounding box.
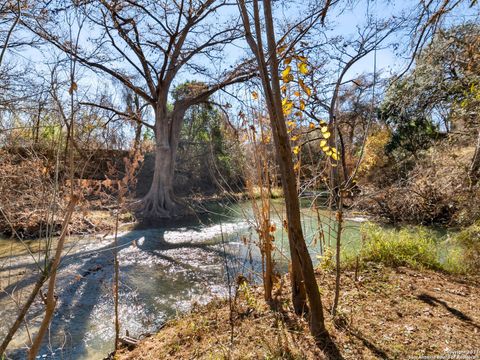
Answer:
[117,266,480,360]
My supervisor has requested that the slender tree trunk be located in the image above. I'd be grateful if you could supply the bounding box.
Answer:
[238,0,328,341]
[260,197,273,303]
[0,268,49,356]
[263,229,273,302]
[331,194,343,316]
[113,208,120,351]
[33,104,42,146]
[248,0,307,316]
[262,0,327,336]
[28,196,77,360]
[469,130,480,185]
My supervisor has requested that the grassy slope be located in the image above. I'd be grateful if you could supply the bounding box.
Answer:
[118,267,480,360]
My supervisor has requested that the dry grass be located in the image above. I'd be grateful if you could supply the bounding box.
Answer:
[118,267,480,360]
[0,150,136,239]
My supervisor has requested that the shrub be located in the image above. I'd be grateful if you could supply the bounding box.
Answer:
[316,246,335,271]
[451,221,480,273]
[358,137,480,227]
[356,223,442,270]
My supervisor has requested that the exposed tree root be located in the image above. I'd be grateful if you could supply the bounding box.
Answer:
[137,189,189,219]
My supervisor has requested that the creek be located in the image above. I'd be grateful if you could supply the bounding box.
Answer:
[0,199,447,359]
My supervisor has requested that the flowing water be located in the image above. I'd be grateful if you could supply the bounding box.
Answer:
[0,199,437,359]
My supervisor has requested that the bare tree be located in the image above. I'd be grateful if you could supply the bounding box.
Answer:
[0,0,21,67]
[304,17,399,315]
[26,0,252,218]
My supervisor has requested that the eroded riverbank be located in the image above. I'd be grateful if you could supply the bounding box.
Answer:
[117,267,480,360]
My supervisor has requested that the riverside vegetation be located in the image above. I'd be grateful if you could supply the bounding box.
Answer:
[0,0,479,359]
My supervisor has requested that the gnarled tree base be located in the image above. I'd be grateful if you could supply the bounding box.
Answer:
[136,188,191,219]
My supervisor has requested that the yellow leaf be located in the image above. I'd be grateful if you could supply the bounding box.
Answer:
[299,79,311,97]
[295,111,303,118]
[294,161,301,172]
[326,150,333,156]
[277,45,287,55]
[323,131,331,139]
[287,120,295,127]
[282,66,291,78]
[283,100,294,115]
[321,126,328,133]
[251,91,258,100]
[299,99,306,111]
[332,152,339,160]
[295,55,307,62]
[291,135,299,141]
[281,66,293,83]
[320,140,327,147]
[284,56,292,65]
[293,146,300,155]
[309,122,315,129]
[322,145,330,152]
[293,91,301,97]
[298,62,309,75]
[281,84,287,93]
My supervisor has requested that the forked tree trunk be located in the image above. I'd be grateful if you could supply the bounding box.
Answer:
[263,0,327,341]
[141,104,186,218]
[238,0,327,342]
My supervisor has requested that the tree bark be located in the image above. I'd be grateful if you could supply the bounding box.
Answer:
[133,120,142,154]
[141,105,186,218]
[238,0,328,342]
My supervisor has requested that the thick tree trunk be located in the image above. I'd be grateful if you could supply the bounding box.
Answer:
[141,105,186,218]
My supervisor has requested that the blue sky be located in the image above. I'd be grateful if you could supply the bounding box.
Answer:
[6,0,479,118]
